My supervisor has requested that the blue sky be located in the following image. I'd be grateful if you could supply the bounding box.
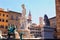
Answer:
[0,0,56,24]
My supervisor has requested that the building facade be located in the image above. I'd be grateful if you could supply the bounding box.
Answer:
[56,0,60,39]
[8,11,22,29]
[0,8,8,34]
[0,4,33,38]
[29,23,41,38]
[0,8,22,35]
[49,17,57,38]
[49,17,56,28]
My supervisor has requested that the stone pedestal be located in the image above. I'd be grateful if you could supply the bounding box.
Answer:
[41,26,55,39]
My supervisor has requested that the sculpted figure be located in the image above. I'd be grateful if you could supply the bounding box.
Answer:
[21,4,27,29]
[7,24,15,39]
[21,4,26,17]
[44,14,50,26]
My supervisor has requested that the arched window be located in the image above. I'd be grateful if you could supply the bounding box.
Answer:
[6,20,8,22]
[3,14,5,16]
[6,15,8,17]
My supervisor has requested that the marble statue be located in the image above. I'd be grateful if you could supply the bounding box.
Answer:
[20,4,33,38]
[21,4,26,30]
[39,17,45,27]
[14,26,20,39]
[21,4,26,17]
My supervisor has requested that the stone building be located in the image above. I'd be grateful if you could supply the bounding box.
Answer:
[7,10,22,29]
[49,17,57,38]
[49,17,56,28]
[29,23,41,38]
[0,8,9,34]
[0,8,22,37]
[56,0,60,39]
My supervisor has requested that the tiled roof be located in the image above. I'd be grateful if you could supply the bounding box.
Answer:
[7,11,22,14]
[0,10,22,15]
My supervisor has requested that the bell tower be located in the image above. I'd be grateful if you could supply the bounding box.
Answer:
[27,11,32,23]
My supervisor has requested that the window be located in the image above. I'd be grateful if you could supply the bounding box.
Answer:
[11,15,14,20]
[0,19,1,21]
[0,25,4,28]
[6,20,8,22]
[5,26,8,29]
[3,14,5,16]
[2,19,4,22]
[6,15,8,17]
[30,32,34,34]
[16,16,18,21]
